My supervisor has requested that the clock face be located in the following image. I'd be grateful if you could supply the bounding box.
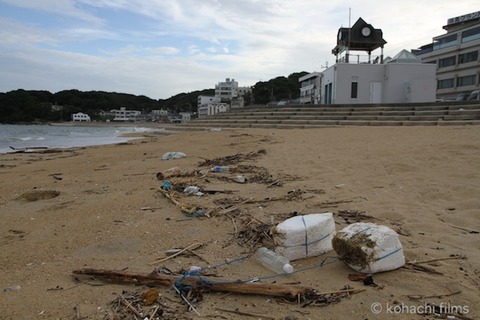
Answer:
[362,27,371,37]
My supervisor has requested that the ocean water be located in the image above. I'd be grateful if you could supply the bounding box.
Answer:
[0,124,151,154]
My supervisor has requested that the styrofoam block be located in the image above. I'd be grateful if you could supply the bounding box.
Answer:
[273,213,335,261]
[332,222,405,273]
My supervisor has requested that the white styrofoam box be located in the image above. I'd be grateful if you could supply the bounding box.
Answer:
[273,213,335,261]
[332,222,405,274]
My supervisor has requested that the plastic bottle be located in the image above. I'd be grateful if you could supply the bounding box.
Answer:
[254,247,294,274]
[211,166,229,173]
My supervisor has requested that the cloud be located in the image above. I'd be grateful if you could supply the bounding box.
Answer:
[0,0,103,25]
[1,0,479,99]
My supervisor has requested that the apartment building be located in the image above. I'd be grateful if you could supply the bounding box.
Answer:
[299,72,322,104]
[215,78,239,102]
[413,11,480,99]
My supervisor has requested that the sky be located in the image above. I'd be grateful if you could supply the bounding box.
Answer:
[0,1,478,100]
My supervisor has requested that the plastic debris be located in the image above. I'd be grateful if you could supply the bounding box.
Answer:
[4,285,21,292]
[161,181,171,190]
[183,186,203,196]
[273,213,335,261]
[161,152,186,160]
[332,222,405,273]
[211,166,229,173]
[234,175,246,183]
[254,247,294,274]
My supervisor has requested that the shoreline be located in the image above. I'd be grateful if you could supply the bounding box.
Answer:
[0,123,172,154]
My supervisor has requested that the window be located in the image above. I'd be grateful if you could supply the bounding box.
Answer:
[351,81,358,98]
[438,78,454,89]
[438,56,456,68]
[462,26,480,43]
[459,51,478,64]
[433,34,457,50]
[457,75,477,87]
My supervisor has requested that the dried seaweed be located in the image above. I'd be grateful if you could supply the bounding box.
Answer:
[332,233,376,269]
[104,288,190,320]
[197,149,266,167]
[233,214,275,247]
[336,210,376,224]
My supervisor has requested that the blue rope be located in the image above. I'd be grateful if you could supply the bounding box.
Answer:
[374,247,402,261]
[173,254,341,301]
[301,216,309,256]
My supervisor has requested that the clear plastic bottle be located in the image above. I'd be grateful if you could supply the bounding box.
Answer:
[254,247,294,274]
[211,166,229,173]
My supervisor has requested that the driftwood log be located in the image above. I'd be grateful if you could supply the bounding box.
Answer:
[72,268,358,301]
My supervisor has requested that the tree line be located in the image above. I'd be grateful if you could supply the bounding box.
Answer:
[0,72,307,123]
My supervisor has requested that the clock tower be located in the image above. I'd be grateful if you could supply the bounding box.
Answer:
[332,18,387,64]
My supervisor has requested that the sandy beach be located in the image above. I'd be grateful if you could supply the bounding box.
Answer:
[1,126,479,319]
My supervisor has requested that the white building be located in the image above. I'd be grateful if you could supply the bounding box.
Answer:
[215,78,239,102]
[198,95,221,109]
[198,103,229,118]
[198,78,251,116]
[72,112,91,122]
[300,18,436,104]
[110,107,141,121]
[179,112,192,122]
[413,11,480,100]
[321,50,436,104]
[299,72,322,104]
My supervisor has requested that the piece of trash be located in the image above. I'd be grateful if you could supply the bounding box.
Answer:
[362,275,377,287]
[211,166,229,173]
[156,167,180,180]
[208,128,222,132]
[254,247,294,274]
[183,186,203,196]
[234,175,246,183]
[332,222,405,273]
[348,273,369,281]
[161,181,171,190]
[161,152,186,160]
[4,285,21,292]
[189,266,202,272]
[273,212,335,261]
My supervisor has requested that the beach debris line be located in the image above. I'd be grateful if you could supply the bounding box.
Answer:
[197,149,266,166]
[73,268,317,299]
[72,268,365,310]
[8,146,64,154]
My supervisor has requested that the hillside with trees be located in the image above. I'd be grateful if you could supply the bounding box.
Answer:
[0,72,308,123]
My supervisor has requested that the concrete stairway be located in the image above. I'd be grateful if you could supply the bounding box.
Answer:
[178,101,480,129]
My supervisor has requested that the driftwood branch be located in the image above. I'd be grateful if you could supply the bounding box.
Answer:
[72,268,317,300]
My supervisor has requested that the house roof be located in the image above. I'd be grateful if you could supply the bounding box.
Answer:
[387,49,421,63]
[332,17,387,55]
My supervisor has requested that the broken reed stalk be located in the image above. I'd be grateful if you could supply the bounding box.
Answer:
[408,290,461,301]
[148,242,203,265]
[158,188,198,214]
[72,268,317,300]
[407,255,466,265]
